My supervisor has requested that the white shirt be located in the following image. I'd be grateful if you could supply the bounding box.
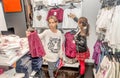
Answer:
[33,9,48,28]
[62,7,82,28]
[39,29,63,62]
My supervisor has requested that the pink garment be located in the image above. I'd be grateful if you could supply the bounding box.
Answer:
[47,8,64,22]
[28,31,46,57]
[0,68,4,75]
[65,32,77,58]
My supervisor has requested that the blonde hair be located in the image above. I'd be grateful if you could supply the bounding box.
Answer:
[47,15,58,23]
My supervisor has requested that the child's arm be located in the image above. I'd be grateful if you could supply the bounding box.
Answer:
[58,34,64,59]
[38,30,47,39]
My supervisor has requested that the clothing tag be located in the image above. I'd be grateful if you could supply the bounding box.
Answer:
[54,12,57,15]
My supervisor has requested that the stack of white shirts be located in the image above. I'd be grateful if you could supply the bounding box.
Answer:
[0,35,21,62]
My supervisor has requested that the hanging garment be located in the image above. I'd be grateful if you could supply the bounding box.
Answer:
[96,8,114,33]
[96,56,112,78]
[0,68,4,75]
[105,5,120,49]
[65,32,77,58]
[43,0,65,6]
[3,0,22,12]
[92,40,102,65]
[33,9,48,28]
[101,0,116,8]
[62,7,82,28]
[28,31,46,57]
[47,8,64,23]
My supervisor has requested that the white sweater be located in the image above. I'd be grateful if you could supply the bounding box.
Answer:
[39,29,63,62]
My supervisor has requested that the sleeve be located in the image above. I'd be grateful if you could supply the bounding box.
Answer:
[58,32,64,59]
[73,17,78,22]
[38,30,47,39]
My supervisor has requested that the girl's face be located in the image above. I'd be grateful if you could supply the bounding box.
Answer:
[78,21,84,29]
[48,19,57,29]
[78,18,87,30]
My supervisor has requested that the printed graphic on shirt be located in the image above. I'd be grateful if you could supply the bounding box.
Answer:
[48,37,61,53]
[36,15,42,21]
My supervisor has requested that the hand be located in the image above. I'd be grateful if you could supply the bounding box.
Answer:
[26,31,31,37]
[68,13,76,19]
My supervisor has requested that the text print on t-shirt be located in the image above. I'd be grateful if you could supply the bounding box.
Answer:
[48,37,61,53]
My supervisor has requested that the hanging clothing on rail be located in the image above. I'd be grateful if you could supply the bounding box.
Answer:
[47,8,64,23]
[105,5,120,49]
[96,7,115,33]
[62,6,82,28]
[43,0,65,6]
[33,9,48,28]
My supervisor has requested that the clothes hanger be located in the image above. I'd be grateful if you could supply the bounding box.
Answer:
[70,29,76,35]
[69,3,76,9]
[53,4,59,9]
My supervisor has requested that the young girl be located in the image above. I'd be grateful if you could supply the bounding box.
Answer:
[38,16,63,78]
[74,17,90,78]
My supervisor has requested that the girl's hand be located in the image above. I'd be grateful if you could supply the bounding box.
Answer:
[26,31,31,37]
[68,13,76,19]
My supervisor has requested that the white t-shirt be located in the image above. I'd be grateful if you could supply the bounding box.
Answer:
[33,9,48,28]
[62,7,82,28]
[39,29,63,62]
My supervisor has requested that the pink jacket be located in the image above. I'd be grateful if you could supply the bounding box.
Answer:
[47,8,64,23]
[28,31,46,57]
[65,32,77,58]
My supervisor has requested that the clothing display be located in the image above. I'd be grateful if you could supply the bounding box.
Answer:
[62,7,82,28]
[33,9,48,28]
[96,1,120,49]
[92,38,120,78]
[2,0,120,78]
[47,8,64,23]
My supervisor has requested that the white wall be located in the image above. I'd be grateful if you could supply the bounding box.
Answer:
[0,2,7,31]
[82,0,101,61]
